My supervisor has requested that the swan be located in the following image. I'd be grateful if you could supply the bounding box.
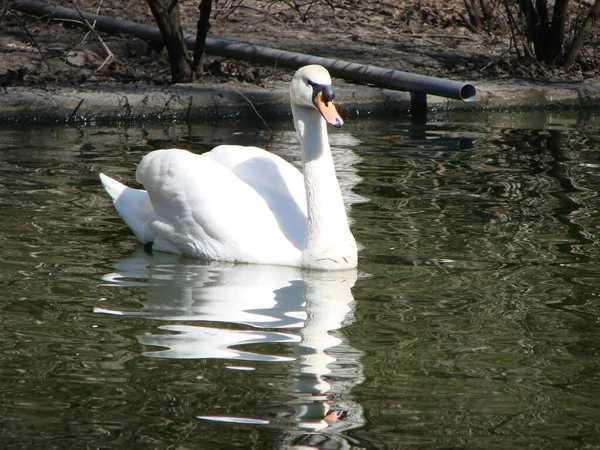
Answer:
[99,65,357,270]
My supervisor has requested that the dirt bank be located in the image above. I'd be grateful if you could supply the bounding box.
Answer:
[2,0,600,122]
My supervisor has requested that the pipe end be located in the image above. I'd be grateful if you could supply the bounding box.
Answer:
[460,83,477,102]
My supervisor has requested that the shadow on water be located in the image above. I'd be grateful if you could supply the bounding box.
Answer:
[1,108,600,448]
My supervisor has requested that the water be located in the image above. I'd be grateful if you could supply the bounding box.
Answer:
[1,109,600,448]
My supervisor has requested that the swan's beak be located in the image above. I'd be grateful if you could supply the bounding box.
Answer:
[314,91,344,128]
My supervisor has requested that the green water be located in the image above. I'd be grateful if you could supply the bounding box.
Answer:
[1,110,600,448]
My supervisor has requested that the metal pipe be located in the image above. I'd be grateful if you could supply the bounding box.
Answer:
[196,38,477,101]
[13,0,476,102]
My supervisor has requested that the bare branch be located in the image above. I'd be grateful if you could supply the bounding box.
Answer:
[70,0,115,71]
[192,0,212,78]
[230,88,273,139]
[564,0,600,68]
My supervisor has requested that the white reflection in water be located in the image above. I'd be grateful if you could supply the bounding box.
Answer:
[95,250,364,435]
[139,325,299,361]
[197,416,271,425]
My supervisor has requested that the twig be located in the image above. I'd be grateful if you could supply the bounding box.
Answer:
[213,0,244,20]
[397,32,475,40]
[217,3,289,26]
[479,51,508,71]
[501,0,523,58]
[299,0,321,21]
[1,0,11,19]
[69,98,85,118]
[10,10,56,80]
[269,0,338,21]
[230,89,273,138]
[70,0,115,72]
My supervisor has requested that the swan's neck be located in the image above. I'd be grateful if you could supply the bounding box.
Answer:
[293,105,356,269]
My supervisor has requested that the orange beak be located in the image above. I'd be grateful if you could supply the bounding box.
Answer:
[314,91,344,128]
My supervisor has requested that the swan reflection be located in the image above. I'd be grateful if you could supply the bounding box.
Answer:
[95,250,364,437]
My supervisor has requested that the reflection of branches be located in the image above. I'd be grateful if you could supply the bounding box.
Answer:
[488,128,599,262]
[543,130,596,261]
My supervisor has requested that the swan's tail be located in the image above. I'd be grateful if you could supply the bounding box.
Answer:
[99,173,156,244]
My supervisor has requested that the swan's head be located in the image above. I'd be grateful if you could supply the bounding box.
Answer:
[290,65,344,128]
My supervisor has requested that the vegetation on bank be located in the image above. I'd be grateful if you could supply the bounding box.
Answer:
[4,0,600,85]
[144,0,600,82]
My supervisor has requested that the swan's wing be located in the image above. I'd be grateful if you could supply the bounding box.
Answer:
[136,149,303,264]
[202,145,307,248]
[205,145,307,216]
[99,173,156,243]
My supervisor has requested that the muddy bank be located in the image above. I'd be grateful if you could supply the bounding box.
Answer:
[0,82,408,123]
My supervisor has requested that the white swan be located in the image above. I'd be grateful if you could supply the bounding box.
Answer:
[99,65,357,270]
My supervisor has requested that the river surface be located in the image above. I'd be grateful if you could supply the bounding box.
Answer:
[1,109,600,448]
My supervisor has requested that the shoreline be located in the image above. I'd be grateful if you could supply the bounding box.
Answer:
[1,77,599,124]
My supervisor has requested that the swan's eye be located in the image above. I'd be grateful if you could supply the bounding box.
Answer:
[307,80,335,105]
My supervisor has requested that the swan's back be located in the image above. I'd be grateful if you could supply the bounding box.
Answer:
[135,148,305,265]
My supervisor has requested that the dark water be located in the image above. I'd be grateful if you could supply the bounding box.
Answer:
[1,109,600,448]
